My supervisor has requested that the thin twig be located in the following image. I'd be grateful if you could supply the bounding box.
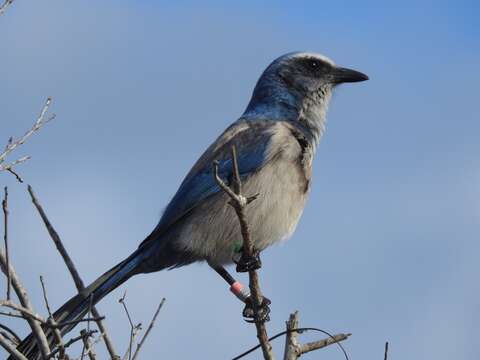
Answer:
[47,330,97,359]
[132,298,166,360]
[40,276,66,359]
[81,295,94,360]
[0,97,55,174]
[6,168,24,183]
[0,300,45,323]
[0,0,14,17]
[80,329,97,360]
[0,251,51,358]
[384,341,389,360]
[2,187,10,300]
[234,325,350,360]
[0,323,21,345]
[27,185,120,359]
[0,331,27,360]
[119,292,142,360]
[213,145,273,360]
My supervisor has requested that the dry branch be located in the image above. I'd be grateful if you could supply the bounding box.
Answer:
[132,298,166,360]
[283,312,350,360]
[2,187,11,299]
[213,146,274,360]
[0,98,55,177]
[0,332,27,360]
[80,329,97,360]
[0,250,51,358]
[27,185,120,359]
[0,0,14,17]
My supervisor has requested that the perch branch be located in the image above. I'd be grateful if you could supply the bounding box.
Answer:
[27,185,120,359]
[213,145,273,360]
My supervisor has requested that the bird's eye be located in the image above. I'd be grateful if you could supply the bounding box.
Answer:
[309,60,319,69]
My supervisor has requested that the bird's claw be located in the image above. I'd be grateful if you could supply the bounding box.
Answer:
[235,252,262,272]
[242,295,271,323]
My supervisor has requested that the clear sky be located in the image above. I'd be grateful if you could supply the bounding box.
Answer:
[1,1,479,359]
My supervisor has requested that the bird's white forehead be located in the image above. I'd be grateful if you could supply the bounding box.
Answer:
[278,51,335,66]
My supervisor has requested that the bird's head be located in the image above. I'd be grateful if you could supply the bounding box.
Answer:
[244,52,368,141]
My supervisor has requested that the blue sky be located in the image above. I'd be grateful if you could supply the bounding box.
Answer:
[1,1,479,359]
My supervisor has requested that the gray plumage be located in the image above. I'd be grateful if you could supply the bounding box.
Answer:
[13,51,368,359]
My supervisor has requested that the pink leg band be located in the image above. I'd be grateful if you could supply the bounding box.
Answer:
[230,281,250,302]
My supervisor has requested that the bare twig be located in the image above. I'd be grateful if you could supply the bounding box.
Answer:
[384,341,389,360]
[40,276,66,359]
[119,292,142,360]
[0,300,45,323]
[283,312,301,360]
[47,330,97,359]
[2,187,11,300]
[6,168,23,183]
[0,252,51,358]
[0,323,21,345]
[0,331,27,360]
[213,145,273,360]
[0,0,14,17]
[283,312,350,360]
[27,185,120,359]
[0,98,55,176]
[233,325,350,360]
[80,329,97,360]
[132,297,166,360]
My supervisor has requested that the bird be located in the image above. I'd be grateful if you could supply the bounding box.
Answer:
[13,51,368,359]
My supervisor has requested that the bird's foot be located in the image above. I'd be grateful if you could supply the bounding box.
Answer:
[242,295,271,323]
[235,251,262,273]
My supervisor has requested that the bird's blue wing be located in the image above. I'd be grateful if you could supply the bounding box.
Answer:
[153,121,274,236]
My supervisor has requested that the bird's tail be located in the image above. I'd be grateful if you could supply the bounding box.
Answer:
[12,247,145,360]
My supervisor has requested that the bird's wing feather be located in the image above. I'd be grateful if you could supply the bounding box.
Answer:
[142,120,279,246]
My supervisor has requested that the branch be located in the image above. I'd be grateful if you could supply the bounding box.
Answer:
[0,0,14,17]
[40,276,65,359]
[384,341,389,360]
[283,312,350,360]
[132,297,166,360]
[80,329,97,360]
[213,145,273,360]
[2,187,11,300]
[27,185,120,359]
[47,330,98,359]
[0,98,55,178]
[0,331,27,360]
[0,323,21,345]
[0,252,51,358]
[119,292,142,360]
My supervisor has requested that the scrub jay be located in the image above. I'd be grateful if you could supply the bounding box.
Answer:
[15,52,368,358]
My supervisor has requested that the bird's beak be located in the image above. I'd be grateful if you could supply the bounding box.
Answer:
[331,67,369,84]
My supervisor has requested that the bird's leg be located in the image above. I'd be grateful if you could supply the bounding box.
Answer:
[209,263,270,322]
[233,247,262,272]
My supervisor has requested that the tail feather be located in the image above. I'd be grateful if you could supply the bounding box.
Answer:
[13,248,144,360]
